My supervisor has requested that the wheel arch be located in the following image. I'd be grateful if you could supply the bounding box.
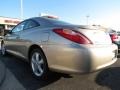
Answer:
[28,44,47,62]
[28,44,50,78]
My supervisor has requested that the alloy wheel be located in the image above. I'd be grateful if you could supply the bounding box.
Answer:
[31,52,44,77]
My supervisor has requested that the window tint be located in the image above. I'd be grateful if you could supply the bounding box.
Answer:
[12,21,26,33]
[24,20,40,30]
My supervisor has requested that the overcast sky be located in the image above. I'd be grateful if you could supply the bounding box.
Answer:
[0,0,120,30]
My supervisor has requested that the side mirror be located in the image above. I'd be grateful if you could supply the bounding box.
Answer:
[4,30,12,36]
[8,30,12,34]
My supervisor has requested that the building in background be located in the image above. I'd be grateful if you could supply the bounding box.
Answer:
[0,16,21,35]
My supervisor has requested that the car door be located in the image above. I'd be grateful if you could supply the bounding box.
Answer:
[4,21,27,57]
[5,19,40,58]
[17,20,41,58]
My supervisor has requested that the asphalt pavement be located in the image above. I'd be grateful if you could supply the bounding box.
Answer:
[0,54,120,90]
[0,60,6,88]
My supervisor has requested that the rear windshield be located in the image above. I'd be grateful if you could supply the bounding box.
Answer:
[45,18,73,25]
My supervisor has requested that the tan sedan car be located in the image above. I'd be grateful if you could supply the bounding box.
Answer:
[1,16,118,79]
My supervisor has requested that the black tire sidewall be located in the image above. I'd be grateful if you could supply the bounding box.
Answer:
[30,49,48,79]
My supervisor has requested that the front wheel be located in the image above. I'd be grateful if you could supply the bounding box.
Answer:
[30,49,48,79]
[1,42,6,56]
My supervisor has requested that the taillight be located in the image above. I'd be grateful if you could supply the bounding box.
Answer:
[53,28,92,44]
[110,34,118,42]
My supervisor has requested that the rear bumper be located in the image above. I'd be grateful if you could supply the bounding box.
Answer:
[85,44,118,72]
[46,44,118,74]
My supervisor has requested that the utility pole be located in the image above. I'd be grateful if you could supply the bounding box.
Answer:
[20,0,23,20]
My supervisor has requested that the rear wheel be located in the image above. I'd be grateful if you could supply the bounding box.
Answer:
[30,49,48,79]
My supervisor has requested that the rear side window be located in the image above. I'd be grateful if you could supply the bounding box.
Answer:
[24,20,40,30]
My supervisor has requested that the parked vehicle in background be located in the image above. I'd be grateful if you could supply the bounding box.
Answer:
[117,31,120,41]
[0,16,118,79]
[107,29,120,54]
[108,30,119,43]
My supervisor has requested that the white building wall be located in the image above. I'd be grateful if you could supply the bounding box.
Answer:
[0,17,21,25]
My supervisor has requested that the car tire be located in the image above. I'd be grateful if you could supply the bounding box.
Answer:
[1,42,6,56]
[30,48,49,79]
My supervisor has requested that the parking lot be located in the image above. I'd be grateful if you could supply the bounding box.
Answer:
[0,54,119,90]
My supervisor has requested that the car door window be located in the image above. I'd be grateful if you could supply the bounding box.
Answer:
[24,20,40,30]
[12,21,26,33]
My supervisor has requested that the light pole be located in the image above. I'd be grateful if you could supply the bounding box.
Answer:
[86,15,90,25]
[20,0,23,19]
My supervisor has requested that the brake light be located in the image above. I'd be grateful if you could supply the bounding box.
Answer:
[110,34,118,42]
[53,28,92,44]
